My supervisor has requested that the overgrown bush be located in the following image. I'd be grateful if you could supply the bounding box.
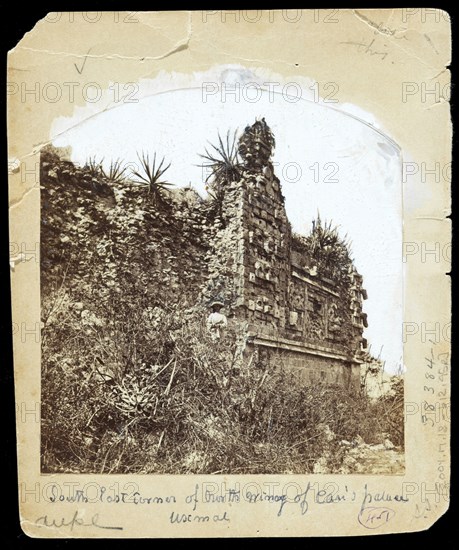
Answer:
[42,297,403,474]
[292,215,353,286]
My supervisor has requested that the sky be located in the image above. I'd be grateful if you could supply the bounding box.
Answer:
[51,65,403,374]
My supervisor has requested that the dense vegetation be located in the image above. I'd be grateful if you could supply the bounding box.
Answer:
[40,145,403,474]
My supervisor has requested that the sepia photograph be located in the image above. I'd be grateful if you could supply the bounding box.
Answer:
[40,68,404,475]
[9,10,450,537]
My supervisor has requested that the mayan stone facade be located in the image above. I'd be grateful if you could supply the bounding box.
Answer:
[203,119,368,391]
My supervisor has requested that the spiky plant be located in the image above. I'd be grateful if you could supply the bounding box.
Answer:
[131,152,172,204]
[199,130,241,185]
[84,156,104,178]
[102,159,127,183]
[303,215,353,284]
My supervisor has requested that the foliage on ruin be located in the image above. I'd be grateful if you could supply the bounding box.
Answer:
[101,158,128,183]
[292,215,354,286]
[84,155,104,178]
[199,129,241,185]
[131,151,173,204]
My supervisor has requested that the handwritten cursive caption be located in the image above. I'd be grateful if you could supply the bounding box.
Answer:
[33,481,409,531]
[36,510,123,531]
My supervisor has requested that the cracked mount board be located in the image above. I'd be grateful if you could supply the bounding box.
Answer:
[8,9,451,538]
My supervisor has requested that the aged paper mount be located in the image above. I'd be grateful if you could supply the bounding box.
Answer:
[8,10,450,538]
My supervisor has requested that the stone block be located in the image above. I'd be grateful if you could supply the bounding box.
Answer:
[235,296,245,307]
[289,311,298,325]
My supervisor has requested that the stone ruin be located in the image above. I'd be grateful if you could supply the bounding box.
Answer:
[203,118,368,391]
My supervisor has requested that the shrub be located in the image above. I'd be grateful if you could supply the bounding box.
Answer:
[101,159,128,183]
[131,152,172,205]
[41,299,403,474]
[199,130,241,185]
[292,215,353,286]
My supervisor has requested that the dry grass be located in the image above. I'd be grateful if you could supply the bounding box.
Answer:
[41,299,403,474]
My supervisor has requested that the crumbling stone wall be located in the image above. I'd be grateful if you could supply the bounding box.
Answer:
[201,180,246,310]
[43,124,367,389]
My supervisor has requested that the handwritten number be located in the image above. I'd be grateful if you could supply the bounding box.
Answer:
[422,415,434,427]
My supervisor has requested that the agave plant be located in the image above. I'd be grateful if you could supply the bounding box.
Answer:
[101,159,128,183]
[199,129,241,185]
[84,156,104,178]
[131,152,172,204]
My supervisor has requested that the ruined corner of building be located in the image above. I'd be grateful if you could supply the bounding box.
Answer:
[202,118,369,391]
